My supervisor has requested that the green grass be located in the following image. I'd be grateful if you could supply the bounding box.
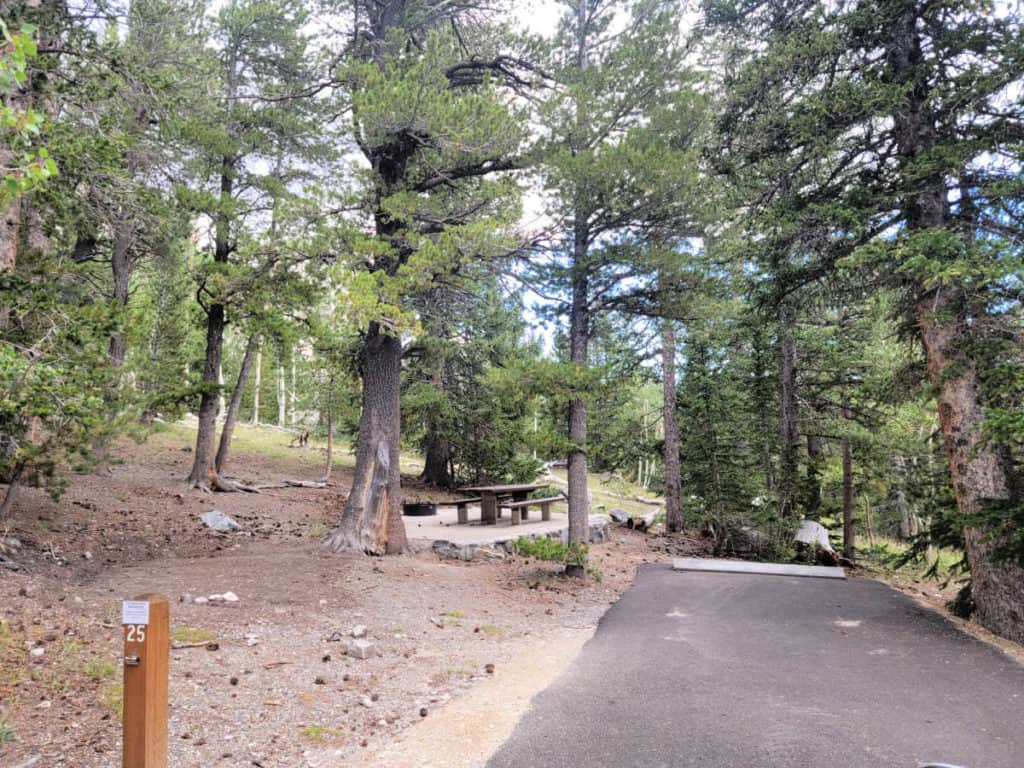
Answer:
[300,724,341,741]
[0,719,15,745]
[478,624,503,638]
[101,683,124,720]
[859,536,963,578]
[548,468,661,518]
[444,610,466,619]
[81,659,117,681]
[172,626,215,644]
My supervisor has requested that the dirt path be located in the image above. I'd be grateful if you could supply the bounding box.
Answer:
[0,429,701,767]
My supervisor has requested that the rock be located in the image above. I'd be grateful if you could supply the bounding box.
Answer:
[222,591,239,603]
[608,509,631,524]
[419,706,428,718]
[314,676,326,685]
[30,647,45,657]
[208,594,225,603]
[244,634,259,647]
[346,639,378,660]
[484,663,495,674]
[359,696,373,708]
[83,551,93,560]
[193,596,209,605]
[351,625,367,638]
[200,511,241,532]
[377,719,387,728]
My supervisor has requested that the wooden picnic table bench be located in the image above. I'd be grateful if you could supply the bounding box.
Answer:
[499,495,565,525]
[459,483,551,525]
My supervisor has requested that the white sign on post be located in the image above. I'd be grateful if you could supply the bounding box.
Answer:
[122,600,151,626]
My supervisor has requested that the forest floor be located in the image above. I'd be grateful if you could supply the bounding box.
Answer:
[0,423,708,768]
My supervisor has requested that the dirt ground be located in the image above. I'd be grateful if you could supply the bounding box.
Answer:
[0,428,706,768]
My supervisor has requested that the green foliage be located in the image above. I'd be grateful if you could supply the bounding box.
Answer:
[511,536,589,569]
[0,718,14,745]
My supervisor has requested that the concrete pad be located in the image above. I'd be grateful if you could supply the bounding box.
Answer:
[405,503,571,546]
[672,557,845,579]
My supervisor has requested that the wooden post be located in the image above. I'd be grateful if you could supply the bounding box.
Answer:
[122,593,169,768]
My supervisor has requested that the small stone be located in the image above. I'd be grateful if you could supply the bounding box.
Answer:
[485,663,495,674]
[200,510,241,532]
[30,647,45,657]
[244,634,259,647]
[73,596,83,605]
[229,676,238,686]
[360,739,368,748]
[370,692,380,702]
[193,597,208,605]
[208,594,225,603]
[377,719,387,728]
[222,591,239,603]
[346,639,377,660]
[314,676,326,685]
[360,696,373,708]
[419,707,428,718]
[351,625,367,638]
[83,551,93,560]
[321,653,331,662]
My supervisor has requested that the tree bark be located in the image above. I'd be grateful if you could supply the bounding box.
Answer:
[322,373,334,482]
[277,362,286,428]
[841,430,854,562]
[251,343,262,425]
[662,317,683,533]
[778,302,799,519]
[420,434,452,489]
[805,433,823,519]
[0,462,25,518]
[215,334,258,475]
[566,251,591,573]
[188,152,234,489]
[324,324,406,555]
[886,7,1024,642]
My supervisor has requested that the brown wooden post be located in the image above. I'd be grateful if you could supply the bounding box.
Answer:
[122,593,169,768]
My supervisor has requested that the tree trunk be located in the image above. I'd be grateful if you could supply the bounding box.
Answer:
[290,358,296,426]
[420,434,452,489]
[662,317,683,533]
[778,302,799,519]
[93,219,133,474]
[841,430,854,562]
[277,363,286,428]
[217,361,227,419]
[215,334,258,475]
[251,343,261,425]
[188,303,226,488]
[189,153,234,489]
[322,373,334,482]
[805,433,823,519]
[0,462,25,518]
[566,253,591,573]
[886,7,1024,642]
[324,324,406,555]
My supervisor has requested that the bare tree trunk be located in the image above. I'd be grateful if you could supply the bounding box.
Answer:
[189,152,234,490]
[277,362,286,428]
[662,317,683,533]
[805,433,823,519]
[290,358,296,426]
[322,373,334,482]
[841,428,854,562]
[420,435,452,489]
[566,252,591,574]
[324,324,406,555]
[188,302,226,488]
[778,302,799,519]
[0,462,25,518]
[217,361,227,420]
[215,334,258,475]
[885,7,1024,642]
[251,343,261,425]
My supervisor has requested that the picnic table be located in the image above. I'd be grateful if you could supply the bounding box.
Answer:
[459,483,550,525]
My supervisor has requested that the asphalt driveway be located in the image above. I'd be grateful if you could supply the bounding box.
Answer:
[487,565,1024,768]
